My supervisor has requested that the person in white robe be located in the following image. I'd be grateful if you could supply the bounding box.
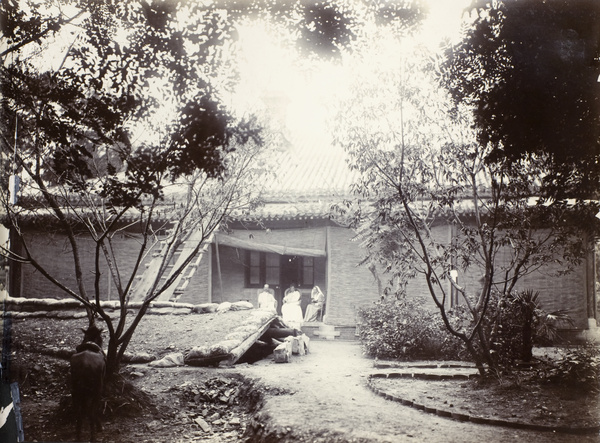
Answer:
[304,286,325,322]
[281,284,303,329]
[257,284,277,313]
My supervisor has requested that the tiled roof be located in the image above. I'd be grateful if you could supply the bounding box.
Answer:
[262,133,357,202]
[225,133,357,221]
[232,200,336,221]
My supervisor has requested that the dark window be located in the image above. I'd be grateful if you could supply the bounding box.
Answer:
[265,253,280,285]
[245,252,314,288]
[245,251,280,287]
[248,251,261,286]
[302,257,314,287]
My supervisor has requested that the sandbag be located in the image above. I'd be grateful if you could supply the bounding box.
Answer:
[148,352,184,367]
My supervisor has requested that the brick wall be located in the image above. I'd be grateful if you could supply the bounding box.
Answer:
[326,226,379,325]
[17,231,150,300]
[177,246,211,305]
[210,243,247,303]
[514,258,588,329]
[395,225,592,329]
[402,225,452,308]
[13,223,594,330]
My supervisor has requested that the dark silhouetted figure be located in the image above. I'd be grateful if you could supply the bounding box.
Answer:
[70,324,106,442]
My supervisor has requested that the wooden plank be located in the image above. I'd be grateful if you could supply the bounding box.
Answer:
[221,315,276,366]
[157,230,207,302]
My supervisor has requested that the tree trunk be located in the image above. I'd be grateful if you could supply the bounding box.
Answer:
[105,335,120,379]
[521,310,534,362]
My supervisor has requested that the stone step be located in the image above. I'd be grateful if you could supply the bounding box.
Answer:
[302,323,358,340]
[312,324,341,340]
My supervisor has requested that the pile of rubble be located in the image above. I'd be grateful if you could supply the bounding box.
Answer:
[173,376,260,439]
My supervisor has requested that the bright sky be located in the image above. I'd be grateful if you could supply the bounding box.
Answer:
[422,0,473,47]
[230,0,473,146]
[11,0,473,149]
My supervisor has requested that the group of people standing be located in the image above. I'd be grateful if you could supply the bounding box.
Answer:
[257,284,325,330]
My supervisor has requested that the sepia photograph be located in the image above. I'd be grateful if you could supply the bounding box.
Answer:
[1,0,599,442]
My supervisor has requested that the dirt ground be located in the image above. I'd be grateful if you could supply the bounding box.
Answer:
[3,314,600,442]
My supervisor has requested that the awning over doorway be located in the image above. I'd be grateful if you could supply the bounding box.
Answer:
[214,228,326,257]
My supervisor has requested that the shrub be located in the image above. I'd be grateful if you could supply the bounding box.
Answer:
[541,345,600,393]
[487,290,572,368]
[357,298,467,360]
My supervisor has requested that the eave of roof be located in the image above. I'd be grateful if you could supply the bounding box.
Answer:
[231,200,336,221]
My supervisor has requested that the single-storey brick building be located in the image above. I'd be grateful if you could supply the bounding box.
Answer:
[148,140,383,330]
[7,139,600,339]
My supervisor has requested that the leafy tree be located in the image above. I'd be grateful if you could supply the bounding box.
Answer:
[440,0,600,199]
[0,0,270,376]
[0,0,443,378]
[220,0,424,59]
[1,0,419,376]
[0,0,85,58]
[333,38,599,374]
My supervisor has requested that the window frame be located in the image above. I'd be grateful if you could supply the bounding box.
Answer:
[244,251,314,288]
[301,256,314,287]
[247,250,262,287]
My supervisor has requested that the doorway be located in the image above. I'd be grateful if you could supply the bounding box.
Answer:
[281,255,300,288]
[277,255,300,311]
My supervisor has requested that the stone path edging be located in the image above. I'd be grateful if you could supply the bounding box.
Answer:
[367,372,600,435]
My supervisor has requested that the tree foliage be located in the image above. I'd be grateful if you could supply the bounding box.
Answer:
[334,37,599,373]
[0,0,270,376]
[0,0,427,378]
[215,0,424,59]
[440,0,600,199]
